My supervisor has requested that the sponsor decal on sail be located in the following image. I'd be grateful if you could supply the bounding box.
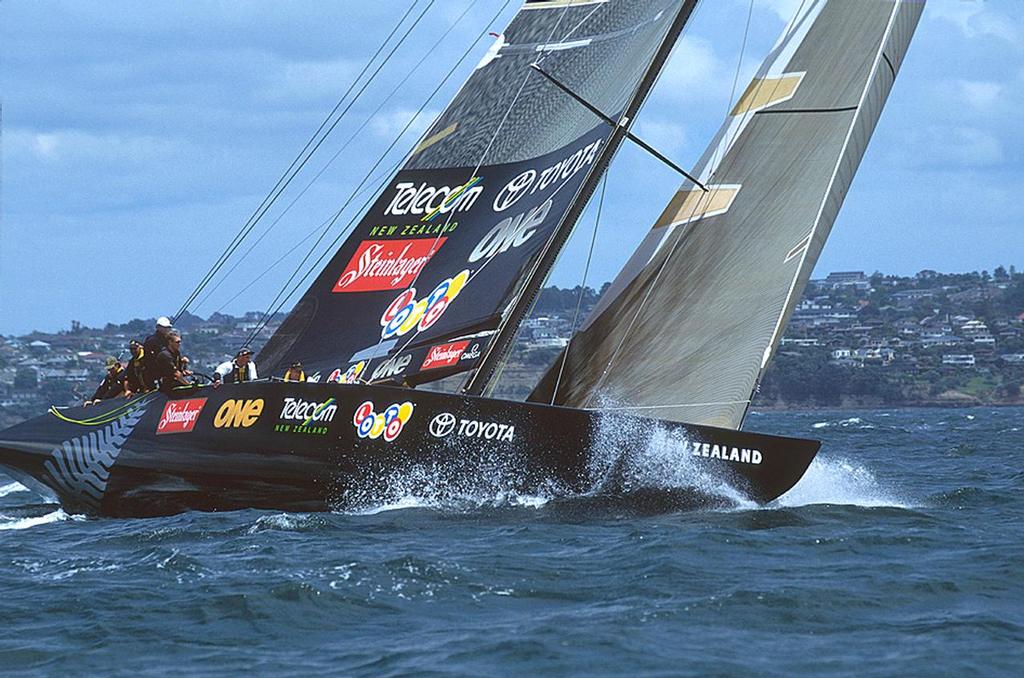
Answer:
[275,397,337,436]
[156,398,207,435]
[428,412,515,442]
[368,221,459,238]
[380,269,470,339]
[353,400,414,441]
[333,238,446,293]
[686,440,762,465]
[329,361,366,384]
[213,399,264,428]
[384,179,483,218]
[492,138,603,212]
[460,342,483,362]
[370,354,412,381]
[421,340,470,370]
[469,200,551,263]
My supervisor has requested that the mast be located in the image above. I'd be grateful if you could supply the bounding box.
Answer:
[463,0,700,396]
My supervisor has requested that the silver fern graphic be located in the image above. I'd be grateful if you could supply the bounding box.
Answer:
[44,406,147,512]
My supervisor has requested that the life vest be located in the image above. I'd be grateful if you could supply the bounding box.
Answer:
[284,369,305,382]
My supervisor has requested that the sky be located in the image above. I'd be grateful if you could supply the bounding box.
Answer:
[1,0,1021,335]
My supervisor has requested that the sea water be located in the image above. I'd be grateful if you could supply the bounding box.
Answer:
[0,406,1021,675]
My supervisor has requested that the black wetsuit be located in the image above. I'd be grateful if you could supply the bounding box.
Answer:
[154,348,187,393]
[90,368,125,401]
[124,354,150,393]
[142,331,169,388]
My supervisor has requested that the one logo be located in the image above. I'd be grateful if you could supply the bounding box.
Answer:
[353,400,414,441]
[380,269,470,339]
[384,180,483,217]
[213,398,264,428]
[333,238,446,293]
[469,200,551,263]
[421,340,470,370]
[429,412,457,438]
[461,342,482,362]
[428,413,514,442]
[370,354,412,381]
[329,361,366,384]
[156,398,207,435]
[492,169,536,212]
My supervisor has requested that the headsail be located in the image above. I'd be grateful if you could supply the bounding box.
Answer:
[258,0,698,387]
[531,0,924,427]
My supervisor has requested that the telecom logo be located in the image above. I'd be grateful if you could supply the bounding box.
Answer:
[333,238,446,293]
[156,398,208,435]
[353,400,414,442]
[276,397,337,436]
[380,269,470,339]
[384,179,483,218]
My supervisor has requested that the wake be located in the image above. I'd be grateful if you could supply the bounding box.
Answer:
[775,455,914,509]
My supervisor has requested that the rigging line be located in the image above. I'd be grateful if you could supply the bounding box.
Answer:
[379,0,586,366]
[585,0,767,407]
[174,0,435,321]
[551,170,607,405]
[243,2,512,348]
[212,160,404,316]
[193,0,480,315]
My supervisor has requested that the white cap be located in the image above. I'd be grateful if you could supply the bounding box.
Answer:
[156,316,173,328]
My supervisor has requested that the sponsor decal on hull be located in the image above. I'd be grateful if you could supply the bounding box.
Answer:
[428,412,515,442]
[333,238,446,293]
[156,398,207,435]
[353,400,414,441]
[686,440,762,465]
[421,340,470,370]
[380,269,470,339]
[275,397,337,436]
[213,399,264,428]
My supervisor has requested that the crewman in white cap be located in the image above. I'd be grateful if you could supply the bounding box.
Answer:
[143,316,175,387]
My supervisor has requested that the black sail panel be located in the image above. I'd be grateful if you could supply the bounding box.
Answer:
[258,0,694,387]
[531,0,925,428]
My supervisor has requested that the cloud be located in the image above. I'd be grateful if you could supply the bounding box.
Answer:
[929,2,1019,43]
[957,79,1003,110]
[633,119,688,156]
[369,107,437,141]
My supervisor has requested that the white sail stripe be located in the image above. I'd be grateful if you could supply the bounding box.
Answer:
[595,399,751,411]
[760,0,903,369]
[535,38,593,52]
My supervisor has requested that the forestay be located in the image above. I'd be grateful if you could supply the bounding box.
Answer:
[531,0,925,427]
[259,0,696,387]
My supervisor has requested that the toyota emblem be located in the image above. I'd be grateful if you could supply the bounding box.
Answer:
[429,412,457,438]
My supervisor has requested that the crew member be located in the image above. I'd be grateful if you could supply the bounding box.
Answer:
[283,361,305,382]
[214,348,258,386]
[123,340,151,396]
[143,316,174,388]
[86,358,125,405]
[154,330,191,393]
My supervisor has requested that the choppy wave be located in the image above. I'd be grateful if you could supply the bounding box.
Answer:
[776,455,913,508]
[0,482,28,498]
[811,417,875,430]
[0,509,82,531]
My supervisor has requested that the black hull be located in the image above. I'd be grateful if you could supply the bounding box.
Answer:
[0,383,818,517]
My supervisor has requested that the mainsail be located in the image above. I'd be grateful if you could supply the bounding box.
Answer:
[259,0,698,387]
[531,0,924,427]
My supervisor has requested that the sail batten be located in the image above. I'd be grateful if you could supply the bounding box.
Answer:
[531,0,924,429]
